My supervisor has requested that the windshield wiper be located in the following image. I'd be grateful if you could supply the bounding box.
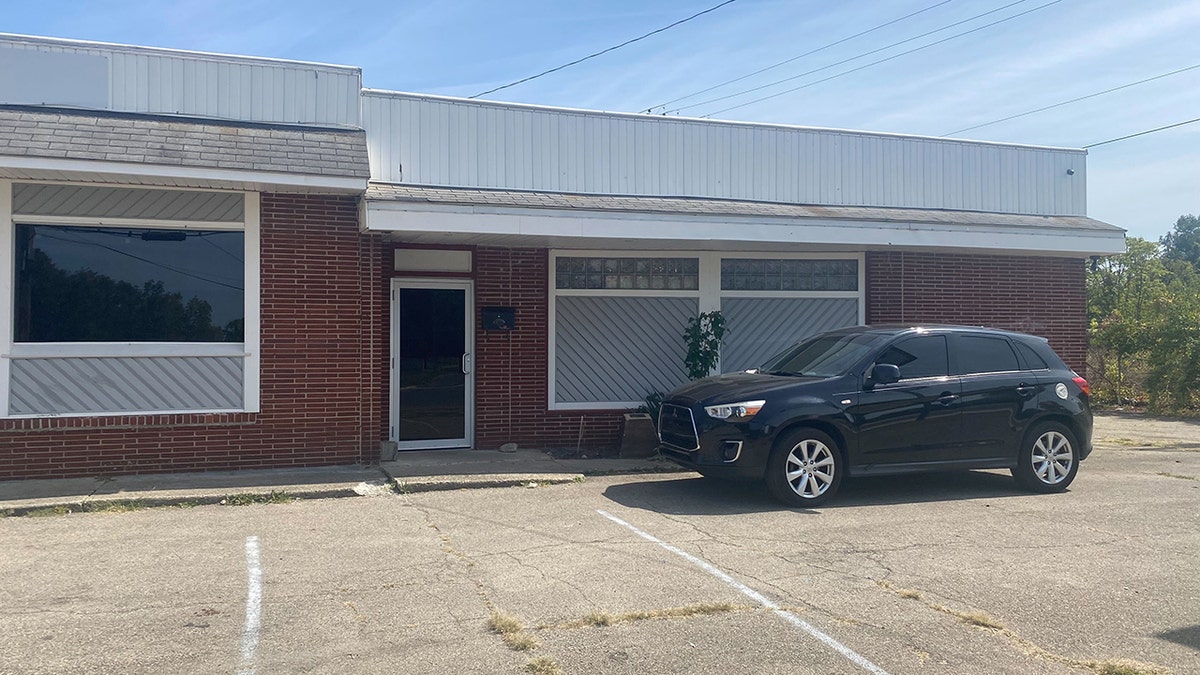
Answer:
[764,370,807,377]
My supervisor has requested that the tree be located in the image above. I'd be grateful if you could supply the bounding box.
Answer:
[1160,214,1200,270]
[1086,237,1167,403]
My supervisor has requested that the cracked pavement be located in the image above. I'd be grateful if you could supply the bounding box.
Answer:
[1,415,1198,674]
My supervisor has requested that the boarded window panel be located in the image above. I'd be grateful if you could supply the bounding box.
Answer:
[720,298,859,373]
[12,184,244,222]
[9,356,243,415]
[555,296,696,404]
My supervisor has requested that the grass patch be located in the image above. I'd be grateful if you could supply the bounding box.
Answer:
[487,610,539,652]
[1155,472,1196,481]
[221,491,294,506]
[524,657,563,675]
[83,500,147,514]
[1085,659,1168,675]
[25,505,72,517]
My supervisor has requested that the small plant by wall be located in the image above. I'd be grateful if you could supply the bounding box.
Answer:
[684,310,727,380]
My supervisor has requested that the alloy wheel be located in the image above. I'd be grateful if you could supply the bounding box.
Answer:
[1031,430,1074,485]
[785,439,836,499]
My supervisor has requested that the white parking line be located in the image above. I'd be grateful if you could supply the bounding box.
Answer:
[596,509,890,675]
[238,535,262,675]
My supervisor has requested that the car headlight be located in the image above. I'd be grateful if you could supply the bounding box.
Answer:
[704,400,766,420]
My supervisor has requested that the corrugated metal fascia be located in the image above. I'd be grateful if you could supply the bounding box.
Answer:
[361,88,1086,155]
[0,32,361,75]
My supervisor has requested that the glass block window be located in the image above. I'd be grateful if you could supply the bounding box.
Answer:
[720,259,858,291]
[556,257,699,290]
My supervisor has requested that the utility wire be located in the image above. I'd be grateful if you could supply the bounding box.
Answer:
[701,0,1064,118]
[943,63,1200,136]
[645,0,958,113]
[671,0,1041,114]
[471,0,739,99]
[1083,117,1200,149]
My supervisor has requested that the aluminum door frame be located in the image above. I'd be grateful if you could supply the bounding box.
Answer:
[389,277,474,450]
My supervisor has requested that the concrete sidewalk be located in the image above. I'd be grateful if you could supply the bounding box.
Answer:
[0,448,682,514]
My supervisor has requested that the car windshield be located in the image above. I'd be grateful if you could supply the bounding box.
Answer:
[759,332,887,377]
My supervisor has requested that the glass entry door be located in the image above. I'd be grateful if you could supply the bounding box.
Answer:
[390,279,473,450]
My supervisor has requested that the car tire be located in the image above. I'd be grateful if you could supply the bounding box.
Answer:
[1012,421,1079,493]
[765,428,844,507]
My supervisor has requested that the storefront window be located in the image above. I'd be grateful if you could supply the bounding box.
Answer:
[14,224,245,342]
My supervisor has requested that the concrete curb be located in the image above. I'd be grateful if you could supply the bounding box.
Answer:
[389,473,584,494]
[0,482,390,516]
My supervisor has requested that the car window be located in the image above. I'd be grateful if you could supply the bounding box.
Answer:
[1013,341,1049,370]
[956,335,1020,374]
[875,335,948,380]
[760,332,888,377]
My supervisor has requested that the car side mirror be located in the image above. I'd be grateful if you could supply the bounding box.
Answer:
[866,363,901,388]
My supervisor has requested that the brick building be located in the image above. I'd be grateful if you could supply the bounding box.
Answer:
[0,35,1124,480]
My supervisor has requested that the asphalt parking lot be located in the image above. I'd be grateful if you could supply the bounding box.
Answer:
[1,415,1198,675]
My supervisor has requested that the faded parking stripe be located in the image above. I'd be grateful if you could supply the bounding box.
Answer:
[238,536,262,675]
[597,509,889,675]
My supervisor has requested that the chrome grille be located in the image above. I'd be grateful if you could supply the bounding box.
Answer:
[658,403,699,451]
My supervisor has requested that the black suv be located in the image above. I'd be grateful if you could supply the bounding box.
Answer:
[658,325,1092,506]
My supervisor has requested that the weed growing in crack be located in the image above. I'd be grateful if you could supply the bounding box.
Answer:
[875,580,1168,674]
[221,491,294,506]
[487,611,539,651]
[548,602,744,630]
[524,657,563,675]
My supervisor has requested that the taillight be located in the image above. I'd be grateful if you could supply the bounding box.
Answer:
[1072,375,1090,396]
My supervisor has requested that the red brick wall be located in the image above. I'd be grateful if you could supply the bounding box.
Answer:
[472,247,621,451]
[866,252,1088,375]
[0,193,385,480]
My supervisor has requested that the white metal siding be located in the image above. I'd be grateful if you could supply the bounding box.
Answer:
[13,184,243,221]
[10,356,243,415]
[364,92,1086,216]
[0,36,361,127]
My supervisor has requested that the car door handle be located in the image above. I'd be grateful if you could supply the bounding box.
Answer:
[1016,383,1036,398]
[934,393,959,406]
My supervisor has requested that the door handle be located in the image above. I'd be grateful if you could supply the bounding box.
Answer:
[934,393,959,406]
[1016,383,1036,398]
[461,353,471,374]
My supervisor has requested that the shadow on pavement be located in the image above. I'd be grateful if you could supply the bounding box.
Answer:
[1155,624,1200,651]
[602,469,1032,515]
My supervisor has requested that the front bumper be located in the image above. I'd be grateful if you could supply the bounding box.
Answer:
[658,401,772,480]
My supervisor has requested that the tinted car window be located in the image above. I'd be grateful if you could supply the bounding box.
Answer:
[1014,341,1049,370]
[875,335,948,379]
[957,335,1020,374]
[761,332,888,377]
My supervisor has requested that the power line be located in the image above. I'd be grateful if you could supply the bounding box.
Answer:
[35,230,244,291]
[471,0,739,99]
[943,63,1200,136]
[670,0,1043,115]
[645,0,958,113]
[1083,117,1200,149]
[700,0,1064,118]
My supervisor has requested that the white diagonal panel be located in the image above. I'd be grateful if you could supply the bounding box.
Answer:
[556,296,696,404]
[9,356,243,414]
[721,298,859,373]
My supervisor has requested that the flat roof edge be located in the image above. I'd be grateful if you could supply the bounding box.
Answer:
[0,33,362,75]
[362,88,1087,154]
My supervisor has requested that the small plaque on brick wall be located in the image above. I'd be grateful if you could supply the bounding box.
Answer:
[482,307,515,331]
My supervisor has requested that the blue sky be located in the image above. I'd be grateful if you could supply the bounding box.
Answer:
[5,0,1198,241]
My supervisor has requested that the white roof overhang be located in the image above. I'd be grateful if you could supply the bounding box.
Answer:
[0,156,367,194]
[365,186,1125,257]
